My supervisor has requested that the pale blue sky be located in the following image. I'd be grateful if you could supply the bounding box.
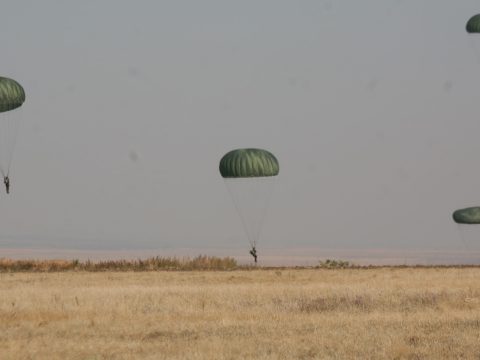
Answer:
[1,1,480,260]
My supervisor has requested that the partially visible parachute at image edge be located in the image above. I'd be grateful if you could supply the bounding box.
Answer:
[453,207,480,224]
[0,77,25,113]
[467,14,480,33]
[0,76,25,193]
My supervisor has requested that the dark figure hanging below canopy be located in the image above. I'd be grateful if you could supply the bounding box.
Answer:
[4,176,9,194]
[249,246,258,264]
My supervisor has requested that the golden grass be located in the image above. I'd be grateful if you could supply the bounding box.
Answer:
[0,256,238,272]
[1,268,480,359]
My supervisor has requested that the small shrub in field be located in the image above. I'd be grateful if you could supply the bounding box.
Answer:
[317,259,353,269]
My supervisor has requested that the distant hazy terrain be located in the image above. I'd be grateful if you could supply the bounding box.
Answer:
[1,268,480,359]
[2,247,480,266]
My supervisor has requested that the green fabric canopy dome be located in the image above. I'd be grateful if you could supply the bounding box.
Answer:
[0,77,25,113]
[466,14,480,33]
[219,148,279,178]
[453,207,480,224]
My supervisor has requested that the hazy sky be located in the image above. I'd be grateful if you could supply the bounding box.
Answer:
[1,0,480,257]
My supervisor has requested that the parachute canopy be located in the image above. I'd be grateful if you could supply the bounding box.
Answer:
[453,207,480,224]
[466,14,480,33]
[219,148,279,178]
[0,77,25,113]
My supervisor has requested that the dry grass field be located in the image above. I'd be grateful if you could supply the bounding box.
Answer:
[1,267,480,359]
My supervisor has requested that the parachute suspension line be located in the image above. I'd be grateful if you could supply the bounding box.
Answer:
[250,177,275,250]
[456,224,468,251]
[249,177,275,264]
[6,109,20,177]
[225,181,256,249]
[0,108,20,177]
[0,110,6,177]
[467,37,480,64]
[224,177,276,250]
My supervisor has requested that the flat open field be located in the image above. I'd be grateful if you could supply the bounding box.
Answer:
[1,268,480,359]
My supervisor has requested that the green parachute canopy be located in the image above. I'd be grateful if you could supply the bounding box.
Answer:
[453,207,480,224]
[0,77,25,113]
[219,148,279,178]
[466,14,480,33]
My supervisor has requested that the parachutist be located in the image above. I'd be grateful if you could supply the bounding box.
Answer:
[0,77,25,189]
[249,247,257,264]
[220,149,278,267]
[4,176,9,194]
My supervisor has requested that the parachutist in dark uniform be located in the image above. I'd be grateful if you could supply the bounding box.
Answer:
[4,176,9,194]
[249,246,257,264]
